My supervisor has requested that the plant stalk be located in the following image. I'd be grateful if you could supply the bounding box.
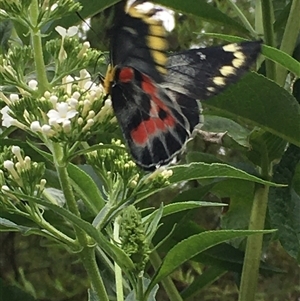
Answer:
[238,184,270,301]
[276,0,300,86]
[52,143,109,301]
[79,246,110,301]
[113,217,124,301]
[261,0,277,81]
[29,0,50,93]
[226,0,257,37]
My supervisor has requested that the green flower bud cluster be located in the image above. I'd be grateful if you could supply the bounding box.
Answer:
[120,206,150,272]
[0,0,81,31]
[86,139,140,184]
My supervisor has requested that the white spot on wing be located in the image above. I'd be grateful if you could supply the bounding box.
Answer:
[197,51,206,60]
[207,87,216,93]
[123,26,137,35]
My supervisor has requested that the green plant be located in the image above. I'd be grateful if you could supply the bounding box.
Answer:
[0,1,299,301]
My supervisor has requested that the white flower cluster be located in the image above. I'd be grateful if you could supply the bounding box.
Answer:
[1,146,46,196]
[1,70,115,142]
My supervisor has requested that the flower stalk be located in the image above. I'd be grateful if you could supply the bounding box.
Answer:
[29,0,50,93]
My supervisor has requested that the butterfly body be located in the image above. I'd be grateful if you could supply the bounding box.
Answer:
[105,1,261,170]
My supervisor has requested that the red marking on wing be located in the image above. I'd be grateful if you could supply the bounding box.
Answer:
[141,74,169,112]
[131,112,176,146]
[118,67,134,83]
[130,72,176,146]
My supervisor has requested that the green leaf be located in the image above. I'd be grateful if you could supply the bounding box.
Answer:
[268,144,300,259]
[203,73,300,147]
[158,217,282,274]
[261,45,300,78]
[145,201,226,222]
[67,163,105,213]
[269,188,300,260]
[213,180,254,233]
[147,229,275,293]
[203,33,251,43]
[246,129,287,167]
[169,162,285,186]
[155,0,249,34]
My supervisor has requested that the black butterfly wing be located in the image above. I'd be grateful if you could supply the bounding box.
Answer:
[107,2,261,170]
[111,67,198,170]
[163,41,262,100]
[109,2,168,83]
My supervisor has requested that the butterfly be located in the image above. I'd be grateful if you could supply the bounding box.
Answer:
[104,0,261,171]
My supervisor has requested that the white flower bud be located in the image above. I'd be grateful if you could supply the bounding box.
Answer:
[50,95,58,106]
[28,79,38,90]
[2,185,10,192]
[12,146,24,165]
[44,91,51,98]
[68,97,78,108]
[41,124,53,135]
[3,160,14,171]
[87,110,95,119]
[72,91,81,100]
[30,121,42,132]
[77,117,83,125]
[63,120,71,133]
[9,94,19,102]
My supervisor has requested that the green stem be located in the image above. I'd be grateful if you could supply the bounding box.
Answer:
[226,0,258,37]
[79,246,109,301]
[238,184,270,301]
[137,274,144,301]
[113,217,124,301]
[261,0,277,81]
[276,0,300,86]
[149,249,183,301]
[52,143,109,301]
[29,0,50,93]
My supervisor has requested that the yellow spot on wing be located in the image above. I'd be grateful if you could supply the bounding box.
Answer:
[232,58,244,68]
[156,65,167,74]
[149,24,165,37]
[213,76,226,86]
[223,43,240,52]
[128,5,168,75]
[147,36,168,51]
[234,51,246,60]
[104,64,115,94]
[220,65,236,76]
[151,50,168,65]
